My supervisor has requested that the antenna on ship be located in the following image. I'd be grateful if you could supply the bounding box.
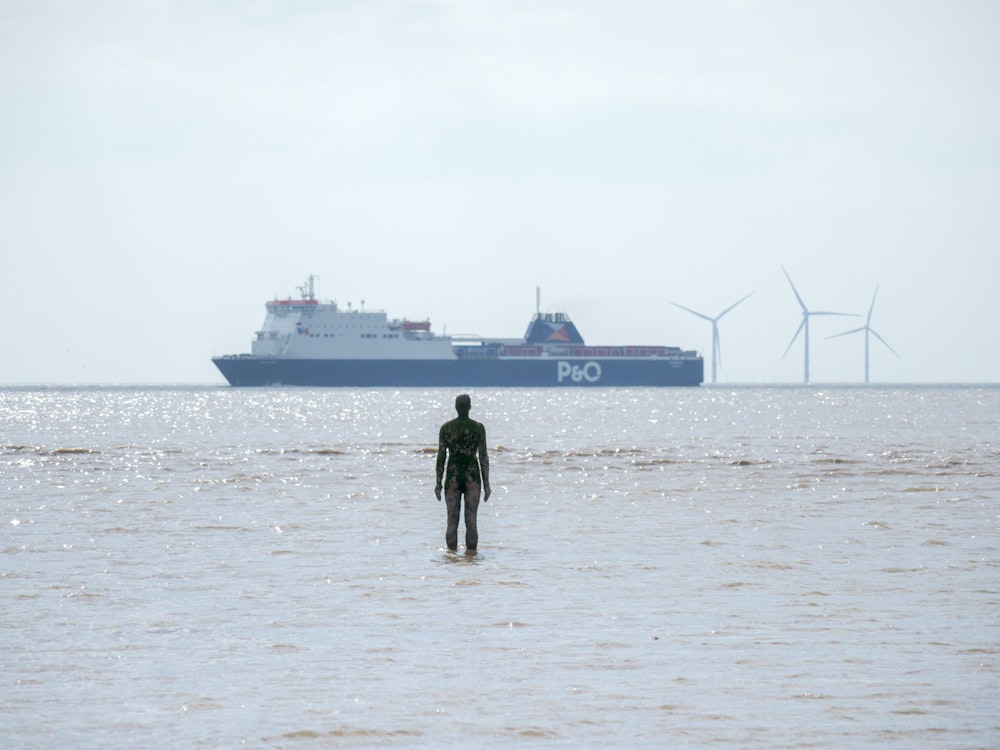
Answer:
[826,285,898,383]
[536,287,540,316]
[299,274,319,301]
[781,266,854,384]
[670,293,753,384]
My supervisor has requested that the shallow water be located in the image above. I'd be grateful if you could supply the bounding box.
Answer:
[2,385,998,748]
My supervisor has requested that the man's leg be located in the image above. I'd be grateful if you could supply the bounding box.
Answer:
[444,480,462,551]
[463,481,481,550]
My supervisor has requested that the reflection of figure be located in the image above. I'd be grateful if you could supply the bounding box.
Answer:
[435,394,491,551]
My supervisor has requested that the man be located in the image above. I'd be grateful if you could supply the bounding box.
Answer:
[435,393,491,551]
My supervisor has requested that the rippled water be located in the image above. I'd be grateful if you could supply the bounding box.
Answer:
[2,385,998,748]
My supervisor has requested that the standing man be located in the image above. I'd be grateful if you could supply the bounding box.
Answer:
[435,393,491,551]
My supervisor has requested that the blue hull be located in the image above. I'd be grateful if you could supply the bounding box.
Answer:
[212,356,703,387]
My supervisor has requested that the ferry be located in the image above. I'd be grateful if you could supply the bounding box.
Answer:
[212,276,704,387]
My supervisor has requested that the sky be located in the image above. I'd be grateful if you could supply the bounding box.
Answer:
[2,0,998,384]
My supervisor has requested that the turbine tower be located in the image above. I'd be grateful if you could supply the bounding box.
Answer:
[671,293,753,384]
[827,285,898,383]
[781,266,853,384]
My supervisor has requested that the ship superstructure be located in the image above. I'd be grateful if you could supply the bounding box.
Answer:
[249,275,452,361]
[213,276,703,387]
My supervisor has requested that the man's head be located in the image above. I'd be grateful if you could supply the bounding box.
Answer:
[455,393,471,415]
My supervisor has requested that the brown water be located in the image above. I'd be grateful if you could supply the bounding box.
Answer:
[2,385,998,748]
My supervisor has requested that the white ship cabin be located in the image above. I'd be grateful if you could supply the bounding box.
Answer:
[251,279,454,360]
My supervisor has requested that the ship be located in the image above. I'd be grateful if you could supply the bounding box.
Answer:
[212,276,704,387]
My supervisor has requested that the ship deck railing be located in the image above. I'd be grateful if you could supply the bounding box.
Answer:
[454,344,697,359]
[507,345,688,358]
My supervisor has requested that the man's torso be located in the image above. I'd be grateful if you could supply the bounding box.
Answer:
[440,417,484,487]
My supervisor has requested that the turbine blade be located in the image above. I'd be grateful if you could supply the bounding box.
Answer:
[715,329,723,369]
[669,301,713,322]
[782,266,807,311]
[782,318,806,358]
[827,327,866,339]
[870,329,899,357]
[811,310,857,317]
[716,292,754,320]
[866,285,879,325]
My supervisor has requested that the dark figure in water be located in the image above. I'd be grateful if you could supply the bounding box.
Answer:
[435,394,491,551]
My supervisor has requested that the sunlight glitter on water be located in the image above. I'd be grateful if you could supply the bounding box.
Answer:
[1,385,998,748]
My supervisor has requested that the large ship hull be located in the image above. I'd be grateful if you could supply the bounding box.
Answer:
[213,277,704,387]
[212,356,703,387]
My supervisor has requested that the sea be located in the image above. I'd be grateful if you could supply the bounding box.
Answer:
[1,384,998,749]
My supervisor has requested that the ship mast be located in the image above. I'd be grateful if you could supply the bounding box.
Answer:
[299,274,319,301]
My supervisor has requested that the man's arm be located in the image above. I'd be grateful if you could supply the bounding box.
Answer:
[435,427,446,501]
[478,423,491,501]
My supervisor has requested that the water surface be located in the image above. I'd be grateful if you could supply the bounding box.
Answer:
[2,385,998,748]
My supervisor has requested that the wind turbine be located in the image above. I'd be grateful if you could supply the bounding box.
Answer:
[827,285,898,383]
[671,293,753,384]
[781,266,854,384]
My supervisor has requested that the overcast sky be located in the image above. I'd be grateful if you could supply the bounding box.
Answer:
[2,1,998,384]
